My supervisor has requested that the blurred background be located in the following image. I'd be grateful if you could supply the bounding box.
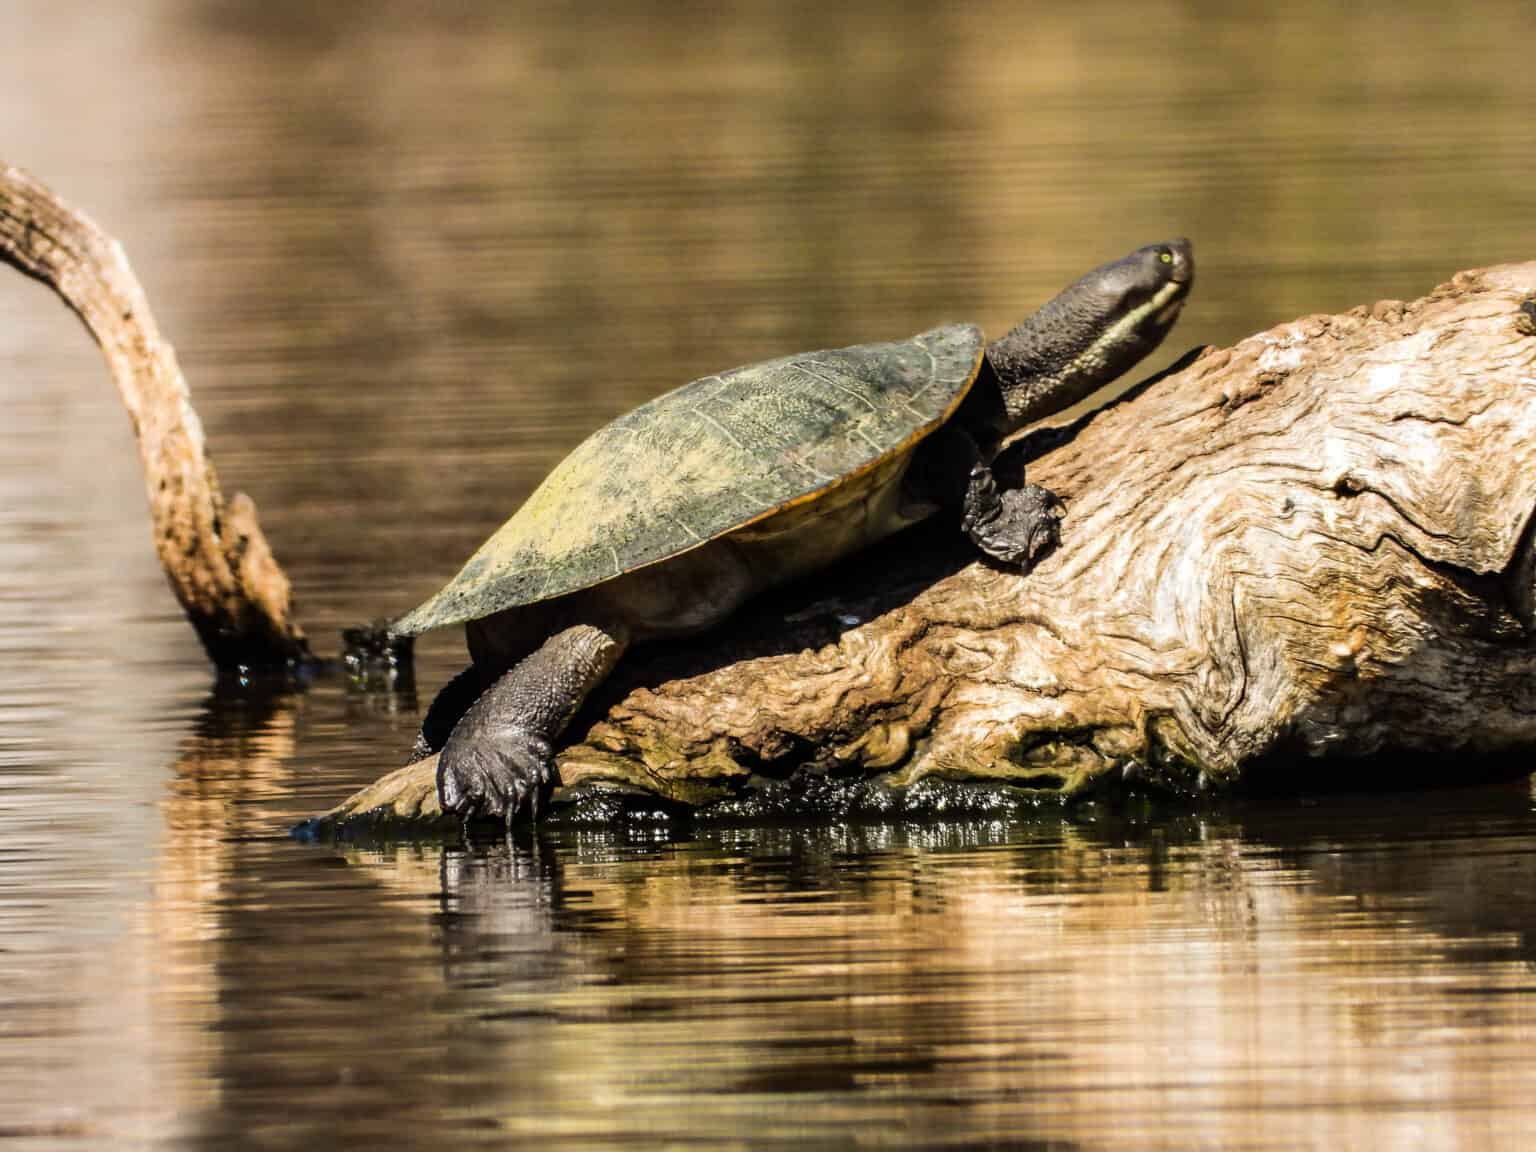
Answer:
[8,0,1534,648]
[3,2,1536,1148]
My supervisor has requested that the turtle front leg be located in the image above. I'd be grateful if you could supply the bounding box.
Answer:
[918,423,1064,571]
[438,622,628,825]
[960,462,1064,571]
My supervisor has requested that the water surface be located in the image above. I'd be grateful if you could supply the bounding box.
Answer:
[3,2,1536,1147]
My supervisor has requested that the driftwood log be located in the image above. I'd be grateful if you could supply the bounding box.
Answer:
[320,260,1536,832]
[0,163,309,671]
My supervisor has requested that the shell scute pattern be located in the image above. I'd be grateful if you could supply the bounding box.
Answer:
[392,324,983,635]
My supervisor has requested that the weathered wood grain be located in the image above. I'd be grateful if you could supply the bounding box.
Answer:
[320,260,1536,831]
[0,163,309,670]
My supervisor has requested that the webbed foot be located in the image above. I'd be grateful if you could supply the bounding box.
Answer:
[961,465,1064,571]
[430,623,629,826]
[438,721,555,826]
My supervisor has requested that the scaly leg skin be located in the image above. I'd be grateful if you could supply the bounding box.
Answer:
[409,662,491,763]
[437,622,628,826]
[960,463,1063,570]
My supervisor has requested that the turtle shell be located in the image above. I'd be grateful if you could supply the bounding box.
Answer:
[392,323,984,636]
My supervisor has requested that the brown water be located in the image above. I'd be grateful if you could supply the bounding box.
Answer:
[3,2,1536,1147]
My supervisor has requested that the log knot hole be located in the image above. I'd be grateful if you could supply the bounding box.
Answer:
[1332,472,1366,498]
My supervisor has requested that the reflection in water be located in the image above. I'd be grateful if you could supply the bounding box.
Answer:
[278,797,1536,1149]
[3,0,1536,1147]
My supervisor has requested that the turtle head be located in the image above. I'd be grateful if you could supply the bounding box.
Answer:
[986,238,1195,430]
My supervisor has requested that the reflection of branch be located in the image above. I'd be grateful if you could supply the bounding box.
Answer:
[0,162,309,671]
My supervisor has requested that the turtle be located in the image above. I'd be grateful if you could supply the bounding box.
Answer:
[390,239,1194,824]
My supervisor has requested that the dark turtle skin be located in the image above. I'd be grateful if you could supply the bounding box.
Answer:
[391,239,1195,825]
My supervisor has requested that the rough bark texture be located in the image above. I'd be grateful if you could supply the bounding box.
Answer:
[322,261,1536,832]
[0,163,309,670]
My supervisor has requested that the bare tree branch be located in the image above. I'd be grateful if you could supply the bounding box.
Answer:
[0,163,309,671]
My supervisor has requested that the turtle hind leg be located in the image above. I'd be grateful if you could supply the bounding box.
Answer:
[410,663,493,763]
[960,462,1064,571]
[437,622,628,825]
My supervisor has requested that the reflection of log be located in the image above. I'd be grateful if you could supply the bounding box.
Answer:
[331,802,1536,1148]
[320,262,1536,833]
[0,163,309,671]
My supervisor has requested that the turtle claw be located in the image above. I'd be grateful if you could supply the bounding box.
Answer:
[437,725,556,826]
[995,483,1065,570]
[962,465,1065,572]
